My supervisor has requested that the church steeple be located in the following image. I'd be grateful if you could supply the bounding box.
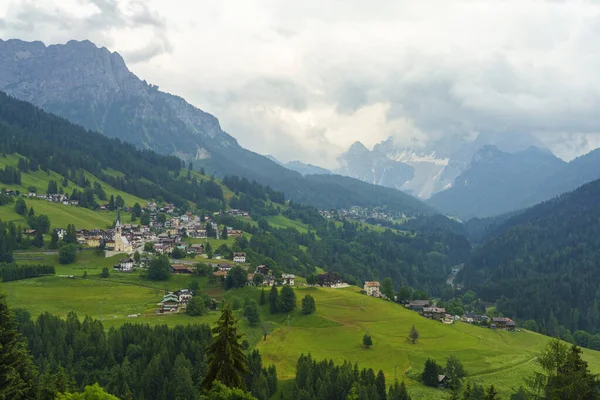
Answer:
[116,208,121,229]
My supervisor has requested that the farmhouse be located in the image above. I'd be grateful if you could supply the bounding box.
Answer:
[233,252,246,263]
[363,281,381,297]
[170,264,194,274]
[422,306,446,321]
[282,274,295,286]
[318,272,343,287]
[213,270,228,278]
[492,317,516,330]
[174,289,193,304]
[116,257,135,272]
[86,236,101,248]
[255,265,270,275]
[407,300,431,312]
[159,294,179,312]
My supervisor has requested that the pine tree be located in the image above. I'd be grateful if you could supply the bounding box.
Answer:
[301,294,316,315]
[202,304,248,390]
[375,370,386,400]
[269,286,279,314]
[422,359,439,387]
[278,285,296,313]
[260,289,266,306]
[28,207,34,217]
[363,333,373,348]
[484,385,500,400]
[32,230,44,248]
[409,325,419,344]
[0,286,38,399]
[108,195,115,211]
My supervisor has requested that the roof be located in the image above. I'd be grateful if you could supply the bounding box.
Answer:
[364,281,380,287]
[282,274,295,279]
[492,317,514,323]
[233,252,246,256]
[423,307,446,313]
[409,300,430,306]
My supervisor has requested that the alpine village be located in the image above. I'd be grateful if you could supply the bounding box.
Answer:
[1,4,600,400]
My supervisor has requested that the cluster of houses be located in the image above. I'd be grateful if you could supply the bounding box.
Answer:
[404,300,517,330]
[319,206,408,224]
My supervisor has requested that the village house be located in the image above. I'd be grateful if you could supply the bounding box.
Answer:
[422,307,447,321]
[255,265,270,275]
[115,257,135,272]
[217,263,233,272]
[228,229,243,237]
[159,293,179,312]
[263,275,276,286]
[170,264,194,274]
[233,252,246,263]
[318,272,344,287]
[492,317,516,330]
[188,244,204,255]
[174,289,193,304]
[407,300,431,312]
[364,281,381,297]
[282,274,295,286]
[86,236,102,248]
[213,270,228,278]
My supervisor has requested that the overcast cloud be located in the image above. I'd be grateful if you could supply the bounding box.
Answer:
[2,0,600,167]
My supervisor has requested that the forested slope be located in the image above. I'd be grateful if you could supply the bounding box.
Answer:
[463,177,600,336]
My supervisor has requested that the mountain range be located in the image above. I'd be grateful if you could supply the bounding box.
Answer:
[0,38,430,216]
[336,132,600,220]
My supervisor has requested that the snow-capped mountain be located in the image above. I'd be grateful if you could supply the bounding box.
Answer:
[335,132,549,199]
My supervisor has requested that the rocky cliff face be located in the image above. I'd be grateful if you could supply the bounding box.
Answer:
[0,39,228,158]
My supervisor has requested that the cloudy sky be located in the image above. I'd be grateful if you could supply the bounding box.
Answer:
[2,0,600,168]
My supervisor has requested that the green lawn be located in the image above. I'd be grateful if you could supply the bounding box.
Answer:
[0,201,118,229]
[5,272,600,399]
[266,215,310,233]
[0,153,146,209]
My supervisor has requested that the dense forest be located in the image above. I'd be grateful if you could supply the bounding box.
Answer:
[14,310,277,400]
[463,177,600,337]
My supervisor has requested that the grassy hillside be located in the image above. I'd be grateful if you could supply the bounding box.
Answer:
[4,256,600,399]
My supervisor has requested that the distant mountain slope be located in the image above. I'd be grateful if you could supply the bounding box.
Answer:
[428,145,600,219]
[284,161,331,176]
[0,39,432,216]
[335,132,547,199]
[463,177,600,335]
[427,146,566,219]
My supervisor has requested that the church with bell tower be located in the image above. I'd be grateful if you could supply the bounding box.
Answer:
[114,209,133,253]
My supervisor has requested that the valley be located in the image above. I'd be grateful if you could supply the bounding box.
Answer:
[0,29,599,400]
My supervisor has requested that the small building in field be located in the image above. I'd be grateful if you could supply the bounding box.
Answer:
[117,257,135,272]
[364,281,381,297]
[492,317,516,330]
[213,270,228,278]
[318,272,343,287]
[282,274,295,286]
[233,252,246,263]
[422,307,446,321]
[407,300,431,313]
[159,294,179,312]
[170,264,194,274]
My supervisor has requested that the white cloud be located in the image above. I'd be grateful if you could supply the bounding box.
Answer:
[2,0,600,165]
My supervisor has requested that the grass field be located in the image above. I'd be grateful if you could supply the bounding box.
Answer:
[0,200,118,229]
[6,258,600,400]
[266,215,310,233]
[0,153,146,208]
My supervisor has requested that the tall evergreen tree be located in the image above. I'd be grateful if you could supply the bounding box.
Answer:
[278,285,296,313]
[0,285,38,399]
[269,286,279,314]
[375,370,386,400]
[422,359,439,387]
[202,304,248,390]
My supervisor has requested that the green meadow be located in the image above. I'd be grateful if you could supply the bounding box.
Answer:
[5,256,600,399]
